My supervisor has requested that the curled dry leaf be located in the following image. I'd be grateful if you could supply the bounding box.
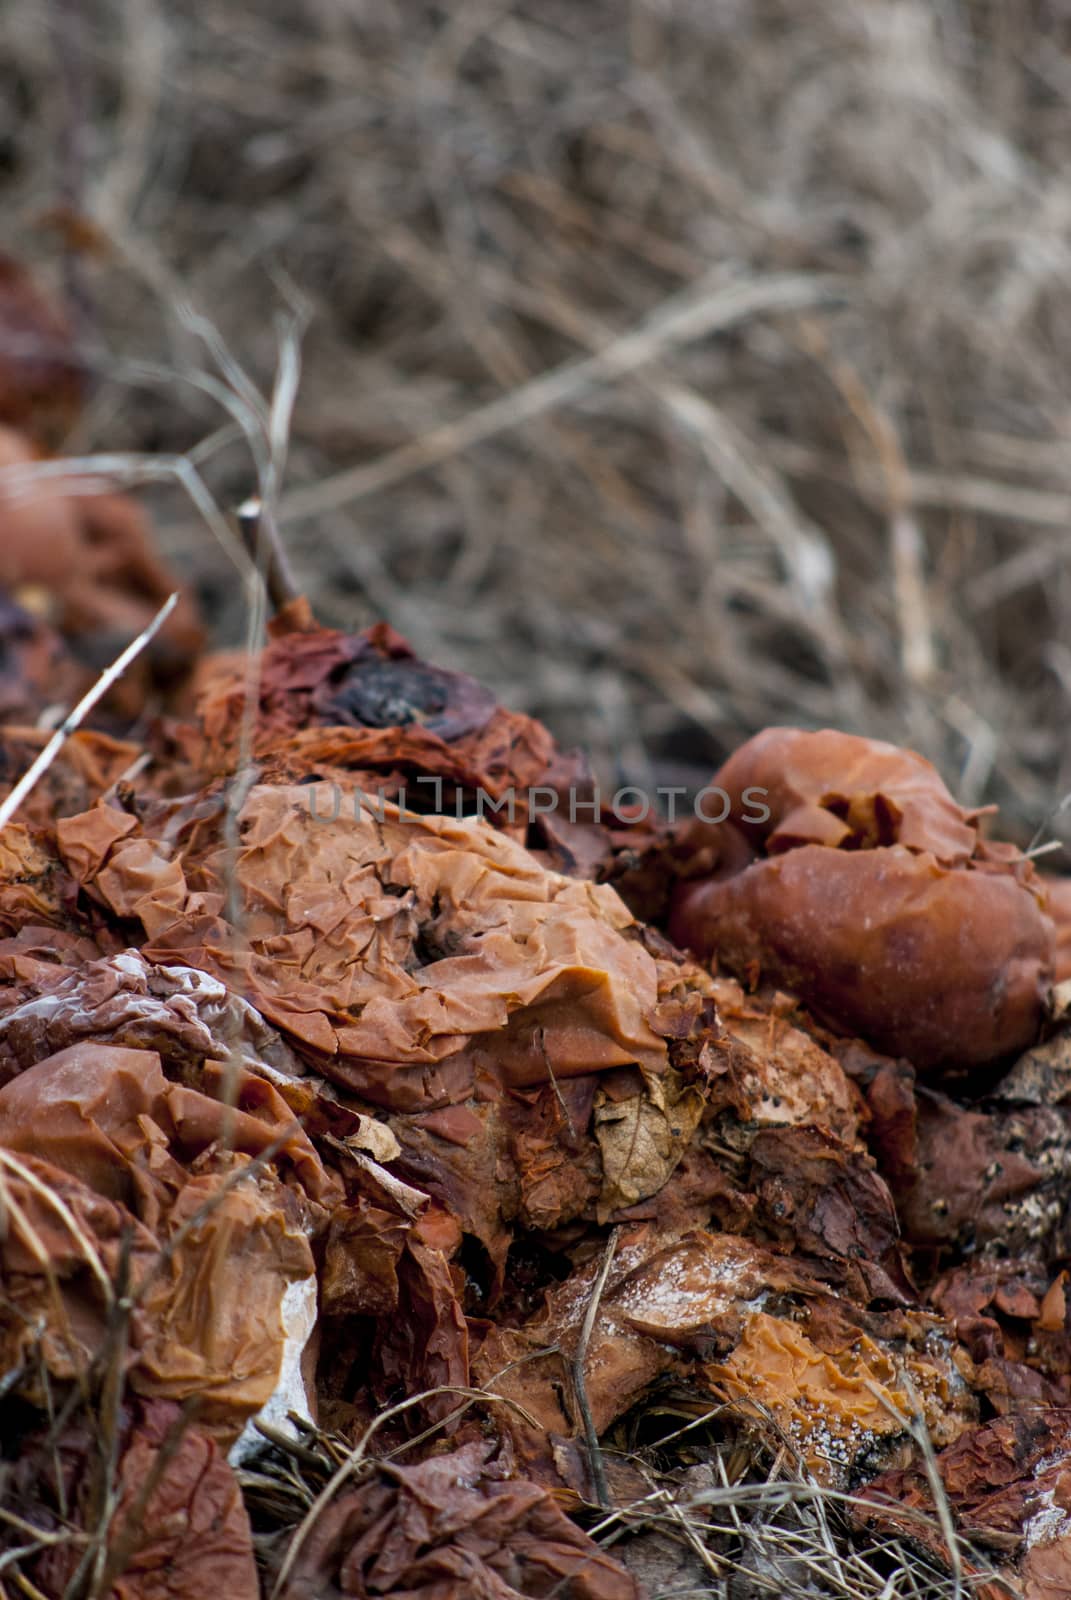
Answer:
[273,1438,637,1600]
[593,1065,705,1219]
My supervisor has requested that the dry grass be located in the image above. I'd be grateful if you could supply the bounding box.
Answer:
[2,1,1071,839]
[237,1398,1018,1600]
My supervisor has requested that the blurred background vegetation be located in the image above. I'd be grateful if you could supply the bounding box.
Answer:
[3,0,1071,843]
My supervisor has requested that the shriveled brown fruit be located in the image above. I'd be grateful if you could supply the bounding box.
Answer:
[478,1227,970,1491]
[930,1261,1071,1415]
[705,725,987,862]
[0,591,84,724]
[0,254,82,442]
[669,728,1053,1072]
[0,948,314,1101]
[177,610,652,875]
[0,724,144,829]
[706,974,863,1147]
[50,785,673,1112]
[8,1399,259,1600]
[1,782,922,1444]
[857,1409,1071,1600]
[673,844,1051,1072]
[704,1301,972,1486]
[0,1041,326,1436]
[178,608,660,876]
[188,613,580,807]
[0,424,203,710]
[0,820,77,936]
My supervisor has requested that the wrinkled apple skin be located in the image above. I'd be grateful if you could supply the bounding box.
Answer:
[671,844,1051,1070]
[669,728,1054,1072]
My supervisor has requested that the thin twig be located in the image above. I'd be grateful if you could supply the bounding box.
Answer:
[237,495,300,613]
[278,272,844,523]
[0,453,252,578]
[0,594,178,834]
[571,1225,620,1511]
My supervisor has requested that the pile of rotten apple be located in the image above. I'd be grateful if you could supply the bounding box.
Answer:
[5,272,1071,1600]
[5,601,1071,1600]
